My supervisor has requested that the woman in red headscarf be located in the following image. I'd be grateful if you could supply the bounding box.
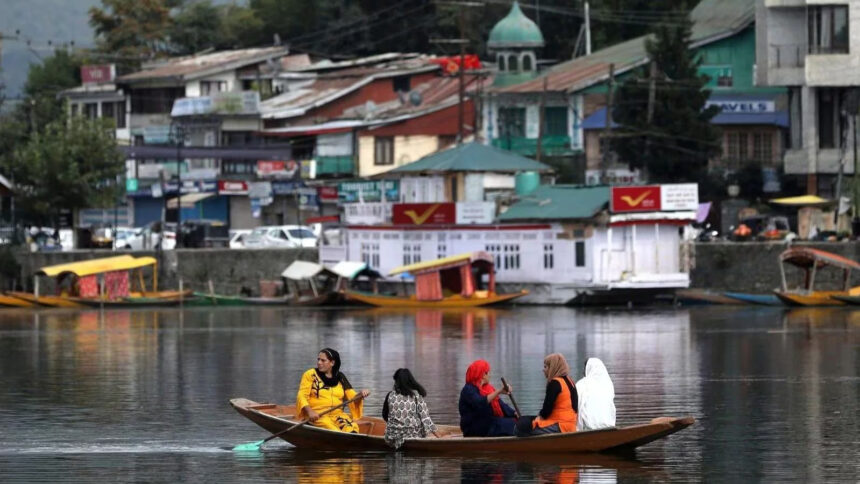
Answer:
[458,359,517,437]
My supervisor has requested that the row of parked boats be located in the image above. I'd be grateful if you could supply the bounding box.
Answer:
[0,251,528,309]
[678,247,860,307]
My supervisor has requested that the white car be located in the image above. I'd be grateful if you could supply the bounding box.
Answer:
[124,223,177,250]
[244,225,318,249]
[229,229,252,249]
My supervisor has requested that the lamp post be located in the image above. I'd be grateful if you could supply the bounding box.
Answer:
[171,121,185,248]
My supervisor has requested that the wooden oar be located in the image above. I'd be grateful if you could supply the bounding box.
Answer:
[233,393,364,452]
[500,377,521,418]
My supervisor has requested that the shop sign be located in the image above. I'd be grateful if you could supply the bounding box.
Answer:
[248,182,273,199]
[338,180,399,203]
[218,180,249,195]
[171,91,260,116]
[317,186,338,202]
[660,183,699,211]
[271,180,304,196]
[585,168,641,186]
[611,186,661,213]
[297,188,320,211]
[393,203,456,225]
[456,202,495,224]
[81,64,115,84]
[704,100,775,113]
[256,160,300,179]
[343,203,391,225]
[125,178,138,192]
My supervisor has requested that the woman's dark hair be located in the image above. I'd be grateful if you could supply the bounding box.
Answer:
[393,368,426,397]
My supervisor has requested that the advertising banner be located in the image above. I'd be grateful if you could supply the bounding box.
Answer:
[256,160,300,179]
[455,202,496,224]
[337,180,399,203]
[218,180,249,195]
[392,203,456,225]
[610,186,661,213]
[660,183,699,211]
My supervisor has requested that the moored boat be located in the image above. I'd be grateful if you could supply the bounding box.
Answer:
[674,288,739,305]
[344,252,527,308]
[723,292,783,306]
[230,398,694,454]
[0,293,36,308]
[774,248,860,306]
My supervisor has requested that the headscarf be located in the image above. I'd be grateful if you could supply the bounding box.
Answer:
[543,353,571,381]
[316,347,353,389]
[575,358,616,430]
[465,359,503,417]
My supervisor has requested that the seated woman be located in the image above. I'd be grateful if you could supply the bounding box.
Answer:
[576,357,616,431]
[458,359,517,437]
[519,353,578,436]
[382,368,440,449]
[296,348,370,433]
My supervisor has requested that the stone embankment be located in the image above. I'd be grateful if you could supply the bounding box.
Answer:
[3,241,860,296]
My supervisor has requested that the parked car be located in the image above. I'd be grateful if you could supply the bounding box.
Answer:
[229,229,252,249]
[113,227,138,249]
[244,225,318,249]
[125,221,177,250]
[180,219,230,248]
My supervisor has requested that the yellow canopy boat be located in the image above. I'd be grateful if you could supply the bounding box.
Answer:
[774,247,860,306]
[16,255,187,307]
[344,251,527,308]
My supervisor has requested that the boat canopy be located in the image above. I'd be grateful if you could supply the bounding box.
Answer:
[779,248,860,271]
[389,252,494,276]
[769,195,832,206]
[329,261,380,280]
[281,260,328,280]
[36,255,158,278]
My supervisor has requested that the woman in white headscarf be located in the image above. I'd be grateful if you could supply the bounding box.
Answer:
[576,358,616,430]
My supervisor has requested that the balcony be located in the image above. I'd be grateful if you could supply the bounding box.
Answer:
[769,44,806,68]
[490,135,576,157]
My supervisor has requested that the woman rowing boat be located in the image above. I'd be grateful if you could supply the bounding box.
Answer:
[296,348,370,433]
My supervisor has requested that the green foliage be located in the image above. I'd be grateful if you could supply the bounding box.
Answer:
[9,117,124,224]
[88,0,174,71]
[21,50,84,132]
[610,4,721,183]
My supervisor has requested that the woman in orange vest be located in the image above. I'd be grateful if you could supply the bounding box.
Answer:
[518,353,578,436]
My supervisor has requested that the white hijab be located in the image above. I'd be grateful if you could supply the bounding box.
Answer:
[576,358,616,431]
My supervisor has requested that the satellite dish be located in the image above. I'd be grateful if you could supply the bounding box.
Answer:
[364,100,377,119]
[409,90,423,106]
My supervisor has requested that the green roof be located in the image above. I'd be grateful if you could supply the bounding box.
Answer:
[498,185,609,221]
[488,1,545,49]
[387,142,554,175]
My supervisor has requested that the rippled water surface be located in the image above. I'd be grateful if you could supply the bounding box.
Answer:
[0,306,858,482]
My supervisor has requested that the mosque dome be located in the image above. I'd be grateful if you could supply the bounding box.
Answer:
[487,1,545,50]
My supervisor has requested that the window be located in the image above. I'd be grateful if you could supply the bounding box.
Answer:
[809,5,849,54]
[498,107,526,138]
[437,243,447,259]
[288,228,315,239]
[818,88,843,149]
[102,101,114,120]
[522,54,533,71]
[497,54,506,72]
[503,244,520,270]
[543,243,554,269]
[575,241,586,267]
[115,101,126,128]
[392,75,411,92]
[361,243,380,268]
[374,137,394,165]
[508,54,518,72]
[200,80,227,95]
[84,103,98,119]
[753,133,773,163]
[727,132,749,160]
[403,244,422,265]
[223,160,255,175]
[717,73,733,87]
[130,87,185,114]
[544,107,568,136]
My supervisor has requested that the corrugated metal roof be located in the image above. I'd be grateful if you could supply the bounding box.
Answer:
[117,46,290,83]
[498,185,609,221]
[387,142,554,174]
[496,0,755,94]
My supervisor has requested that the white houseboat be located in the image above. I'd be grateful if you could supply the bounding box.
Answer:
[320,183,698,305]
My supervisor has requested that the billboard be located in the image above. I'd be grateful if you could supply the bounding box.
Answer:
[392,203,456,225]
[610,184,699,213]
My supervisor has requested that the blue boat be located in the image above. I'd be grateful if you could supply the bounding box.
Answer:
[723,292,783,306]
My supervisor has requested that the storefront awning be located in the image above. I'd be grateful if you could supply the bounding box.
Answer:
[167,192,214,208]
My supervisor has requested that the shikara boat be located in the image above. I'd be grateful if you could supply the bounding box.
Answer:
[344,252,527,308]
[282,260,339,306]
[230,398,694,455]
[674,288,739,305]
[0,293,36,308]
[723,292,783,306]
[17,255,184,307]
[774,247,860,306]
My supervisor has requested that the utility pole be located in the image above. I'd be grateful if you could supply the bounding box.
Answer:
[536,77,548,162]
[601,63,615,183]
[584,2,592,55]
[644,61,658,182]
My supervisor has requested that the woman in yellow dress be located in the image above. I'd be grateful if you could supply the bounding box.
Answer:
[296,348,370,433]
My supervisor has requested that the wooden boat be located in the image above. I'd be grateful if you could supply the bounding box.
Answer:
[0,293,36,308]
[674,288,738,305]
[282,260,340,306]
[723,292,783,306]
[774,247,860,306]
[829,295,860,305]
[344,252,527,308]
[230,398,694,455]
[65,290,195,308]
[19,255,184,307]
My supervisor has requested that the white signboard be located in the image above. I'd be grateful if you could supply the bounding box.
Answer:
[585,168,642,186]
[456,202,496,224]
[343,202,391,225]
[660,183,699,211]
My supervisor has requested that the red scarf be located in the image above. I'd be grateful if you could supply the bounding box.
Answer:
[466,359,503,417]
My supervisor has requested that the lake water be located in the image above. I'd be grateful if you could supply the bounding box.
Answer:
[0,306,857,483]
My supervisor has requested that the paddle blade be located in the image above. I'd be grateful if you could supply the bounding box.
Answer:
[232,440,264,452]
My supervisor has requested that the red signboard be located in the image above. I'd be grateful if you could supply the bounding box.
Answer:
[81,64,115,84]
[317,186,338,201]
[256,160,299,178]
[218,180,248,195]
[611,185,662,213]
[393,203,456,225]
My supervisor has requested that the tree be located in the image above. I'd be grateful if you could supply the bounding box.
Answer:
[21,50,83,133]
[10,117,124,224]
[89,0,177,72]
[169,1,264,54]
[610,4,721,183]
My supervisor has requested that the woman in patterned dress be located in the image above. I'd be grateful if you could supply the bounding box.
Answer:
[296,348,370,433]
[382,368,440,449]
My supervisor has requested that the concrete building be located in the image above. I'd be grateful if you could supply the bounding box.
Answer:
[755,0,854,196]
